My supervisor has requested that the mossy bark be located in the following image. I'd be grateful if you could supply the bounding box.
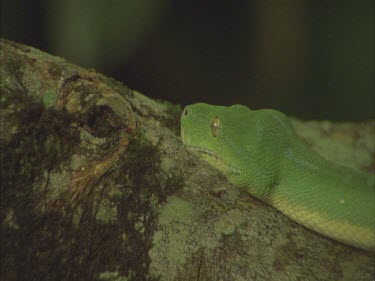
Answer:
[0,38,374,281]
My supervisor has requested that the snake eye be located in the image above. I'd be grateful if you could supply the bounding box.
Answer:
[183,109,188,116]
[211,116,220,138]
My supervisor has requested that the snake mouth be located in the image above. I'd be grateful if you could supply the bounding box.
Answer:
[184,145,241,175]
[181,126,240,175]
[185,145,216,157]
[181,127,218,159]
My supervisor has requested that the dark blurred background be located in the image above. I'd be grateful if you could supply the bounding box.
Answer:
[1,0,374,120]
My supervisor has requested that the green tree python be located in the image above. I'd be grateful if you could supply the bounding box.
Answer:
[180,103,374,251]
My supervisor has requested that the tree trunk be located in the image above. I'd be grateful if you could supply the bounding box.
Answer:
[0,38,374,281]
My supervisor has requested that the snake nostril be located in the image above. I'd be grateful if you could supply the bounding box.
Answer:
[184,109,189,116]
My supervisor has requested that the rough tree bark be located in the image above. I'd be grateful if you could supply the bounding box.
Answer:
[0,39,374,281]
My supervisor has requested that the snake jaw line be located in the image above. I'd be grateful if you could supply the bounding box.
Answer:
[185,145,241,176]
